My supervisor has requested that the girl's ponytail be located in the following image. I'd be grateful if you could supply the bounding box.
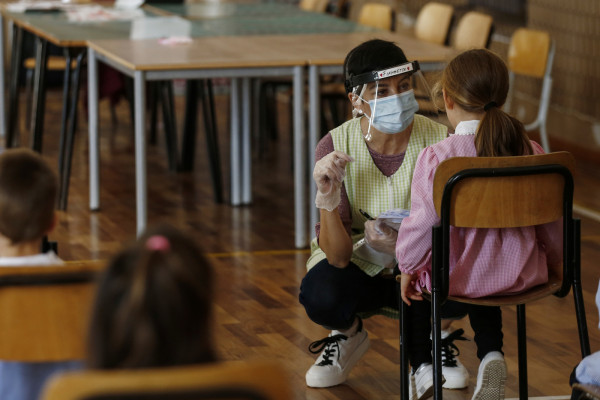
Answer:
[440,49,533,157]
[476,102,532,157]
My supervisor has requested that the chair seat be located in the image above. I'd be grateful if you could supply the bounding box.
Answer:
[416,269,562,307]
[447,272,562,307]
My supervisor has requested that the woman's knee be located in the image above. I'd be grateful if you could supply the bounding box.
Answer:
[301,263,346,310]
[299,260,360,327]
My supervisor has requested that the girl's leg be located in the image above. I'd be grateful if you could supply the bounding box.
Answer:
[406,299,433,368]
[468,305,503,360]
[469,305,507,399]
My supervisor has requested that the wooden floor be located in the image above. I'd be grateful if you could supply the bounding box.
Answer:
[15,83,600,399]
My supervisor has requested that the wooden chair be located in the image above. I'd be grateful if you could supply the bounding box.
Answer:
[0,260,105,362]
[41,360,293,400]
[452,11,494,50]
[414,2,454,45]
[397,152,591,400]
[574,383,600,400]
[505,28,555,153]
[357,2,395,31]
[299,0,330,13]
[410,2,454,115]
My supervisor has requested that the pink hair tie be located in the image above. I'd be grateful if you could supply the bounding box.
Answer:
[146,235,170,252]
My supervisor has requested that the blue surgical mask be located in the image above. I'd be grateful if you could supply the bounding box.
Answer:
[366,90,419,134]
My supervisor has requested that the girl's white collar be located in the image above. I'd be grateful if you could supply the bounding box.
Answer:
[454,120,480,136]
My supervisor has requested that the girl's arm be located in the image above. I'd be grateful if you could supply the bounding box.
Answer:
[396,147,440,274]
[536,219,563,268]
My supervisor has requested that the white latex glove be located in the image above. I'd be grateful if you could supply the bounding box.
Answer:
[364,219,398,255]
[313,151,353,211]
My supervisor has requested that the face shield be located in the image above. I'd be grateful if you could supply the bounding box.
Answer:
[345,61,436,141]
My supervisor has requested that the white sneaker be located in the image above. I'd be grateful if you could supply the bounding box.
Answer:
[408,363,437,400]
[471,351,507,400]
[440,329,469,389]
[305,318,370,388]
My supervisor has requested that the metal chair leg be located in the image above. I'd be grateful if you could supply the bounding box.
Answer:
[7,25,24,148]
[31,36,49,153]
[57,49,73,199]
[400,295,410,400]
[24,68,33,132]
[517,304,528,400]
[572,218,591,358]
[432,291,443,400]
[200,79,223,203]
[181,79,198,171]
[148,81,159,144]
[160,81,179,172]
[59,49,85,211]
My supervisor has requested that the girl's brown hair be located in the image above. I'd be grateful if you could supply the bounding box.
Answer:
[87,224,216,369]
[436,49,533,157]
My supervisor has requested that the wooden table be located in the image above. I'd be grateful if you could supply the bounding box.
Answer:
[87,31,457,248]
[87,35,310,244]
[2,3,455,248]
[1,2,376,248]
[0,5,163,210]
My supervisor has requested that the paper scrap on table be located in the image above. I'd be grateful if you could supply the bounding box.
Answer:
[5,0,73,12]
[130,16,192,40]
[66,5,144,22]
[114,0,143,10]
[158,36,193,46]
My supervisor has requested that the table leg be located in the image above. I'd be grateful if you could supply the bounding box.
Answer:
[0,16,6,137]
[241,77,251,204]
[293,65,306,248]
[134,70,147,236]
[308,65,320,234]
[88,47,100,211]
[230,78,241,205]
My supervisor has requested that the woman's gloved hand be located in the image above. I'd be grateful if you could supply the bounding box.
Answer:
[364,219,398,255]
[313,151,353,211]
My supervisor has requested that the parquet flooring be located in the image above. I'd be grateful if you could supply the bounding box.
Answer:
[12,82,600,399]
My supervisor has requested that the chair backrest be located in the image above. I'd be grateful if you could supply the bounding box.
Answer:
[299,0,329,13]
[41,361,293,400]
[432,152,575,302]
[452,11,494,50]
[0,260,105,362]
[357,2,394,31]
[508,27,552,78]
[433,152,574,228]
[505,27,555,152]
[414,2,454,45]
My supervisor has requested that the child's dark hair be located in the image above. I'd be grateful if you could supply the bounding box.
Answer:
[343,39,409,94]
[437,49,533,156]
[87,224,216,369]
[0,148,57,244]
